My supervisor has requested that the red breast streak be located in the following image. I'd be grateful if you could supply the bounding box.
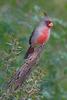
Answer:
[37,28,49,44]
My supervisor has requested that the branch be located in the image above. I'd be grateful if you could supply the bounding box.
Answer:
[8,45,45,90]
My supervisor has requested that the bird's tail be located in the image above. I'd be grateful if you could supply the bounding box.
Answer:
[24,46,34,59]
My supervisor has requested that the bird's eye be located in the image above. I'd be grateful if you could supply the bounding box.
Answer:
[45,20,51,25]
[48,21,51,24]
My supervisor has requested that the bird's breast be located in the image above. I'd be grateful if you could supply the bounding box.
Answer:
[31,26,50,46]
[37,28,50,44]
[37,33,48,44]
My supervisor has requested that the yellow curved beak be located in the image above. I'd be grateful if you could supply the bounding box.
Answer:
[49,22,53,27]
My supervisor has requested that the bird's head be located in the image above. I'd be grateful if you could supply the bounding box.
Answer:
[44,12,53,28]
[45,20,53,28]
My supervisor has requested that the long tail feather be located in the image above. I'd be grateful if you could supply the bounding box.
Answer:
[24,46,34,59]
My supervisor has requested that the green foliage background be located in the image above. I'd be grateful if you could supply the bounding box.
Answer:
[0,0,67,100]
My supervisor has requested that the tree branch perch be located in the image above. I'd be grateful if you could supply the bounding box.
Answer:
[8,44,45,90]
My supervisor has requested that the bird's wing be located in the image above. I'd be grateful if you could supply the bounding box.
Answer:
[29,28,35,45]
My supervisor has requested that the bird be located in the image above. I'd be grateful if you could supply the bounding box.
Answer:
[24,14,53,59]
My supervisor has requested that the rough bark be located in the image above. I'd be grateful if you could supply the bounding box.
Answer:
[8,45,45,90]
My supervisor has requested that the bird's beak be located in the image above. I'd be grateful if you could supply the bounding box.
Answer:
[48,22,53,27]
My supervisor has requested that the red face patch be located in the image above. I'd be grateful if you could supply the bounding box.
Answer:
[45,20,53,28]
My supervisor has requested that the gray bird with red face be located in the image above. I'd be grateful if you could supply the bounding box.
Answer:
[24,15,53,59]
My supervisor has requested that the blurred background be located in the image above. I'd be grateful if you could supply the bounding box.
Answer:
[0,0,67,100]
